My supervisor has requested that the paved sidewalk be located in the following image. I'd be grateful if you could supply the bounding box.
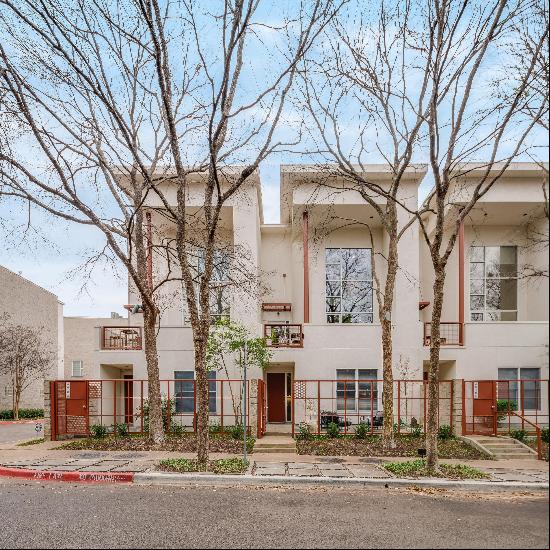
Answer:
[0,447,548,483]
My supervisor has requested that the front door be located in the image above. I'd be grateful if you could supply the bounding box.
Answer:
[267,373,286,423]
[63,381,88,435]
[124,375,134,424]
[464,380,497,435]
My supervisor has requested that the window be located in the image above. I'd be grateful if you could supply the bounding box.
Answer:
[498,368,541,410]
[326,248,373,323]
[469,246,517,321]
[174,371,217,413]
[336,369,378,412]
[195,250,231,323]
[4,385,13,397]
[72,360,84,377]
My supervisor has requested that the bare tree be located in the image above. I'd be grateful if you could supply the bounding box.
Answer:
[414,0,548,472]
[300,0,429,445]
[0,0,342,467]
[0,314,54,420]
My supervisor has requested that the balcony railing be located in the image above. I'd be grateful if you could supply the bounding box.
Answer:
[264,323,303,348]
[101,327,143,350]
[423,322,464,346]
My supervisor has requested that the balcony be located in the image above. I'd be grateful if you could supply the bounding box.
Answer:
[264,323,303,348]
[101,327,143,350]
[423,322,464,346]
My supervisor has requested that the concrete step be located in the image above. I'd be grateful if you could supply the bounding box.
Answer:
[254,443,296,449]
[490,453,537,460]
[253,446,297,454]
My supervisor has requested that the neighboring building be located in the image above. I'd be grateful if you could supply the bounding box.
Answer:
[60,162,549,432]
[0,265,64,411]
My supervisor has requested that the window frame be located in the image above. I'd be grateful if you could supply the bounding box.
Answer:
[71,360,84,377]
[469,245,518,322]
[325,248,374,324]
[336,368,378,413]
[173,370,217,414]
[497,367,541,411]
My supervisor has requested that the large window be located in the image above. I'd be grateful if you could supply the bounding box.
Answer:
[336,369,378,412]
[326,248,373,323]
[174,371,217,413]
[469,246,517,321]
[498,367,541,410]
[184,249,230,324]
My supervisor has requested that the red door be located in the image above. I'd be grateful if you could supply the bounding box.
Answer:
[124,375,134,424]
[64,381,88,435]
[267,373,286,423]
[465,381,497,435]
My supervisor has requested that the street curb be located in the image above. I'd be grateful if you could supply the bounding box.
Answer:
[0,466,134,484]
[133,471,550,492]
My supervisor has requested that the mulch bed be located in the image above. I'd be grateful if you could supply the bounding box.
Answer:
[55,433,253,453]
[525,439,549,462]
[296,435,491,460]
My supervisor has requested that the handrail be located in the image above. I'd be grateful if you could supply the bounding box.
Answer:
[507,410,542,460]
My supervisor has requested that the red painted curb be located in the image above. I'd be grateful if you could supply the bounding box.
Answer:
[0,420,43,425]
[0,466,134,484]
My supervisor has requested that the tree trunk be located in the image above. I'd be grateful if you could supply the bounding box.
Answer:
[194,338,210,470]
[13,386,20,421]
[426,265,446,472]
[143,307,165,444]
[381,231,398,446]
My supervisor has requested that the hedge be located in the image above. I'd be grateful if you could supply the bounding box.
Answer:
[0,409,44,420]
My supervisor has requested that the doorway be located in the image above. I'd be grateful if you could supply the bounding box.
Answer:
[267,372,291,423]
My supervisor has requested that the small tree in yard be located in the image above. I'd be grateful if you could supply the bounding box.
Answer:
[0,315,54,420]
[206,319,272,424]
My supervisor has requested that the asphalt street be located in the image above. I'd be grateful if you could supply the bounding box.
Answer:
[0,478,547,549]
[0,421,43,444]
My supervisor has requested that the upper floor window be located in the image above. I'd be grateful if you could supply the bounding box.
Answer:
[325,248,373,323]
[72,360,84,377]
[469,246,517,321]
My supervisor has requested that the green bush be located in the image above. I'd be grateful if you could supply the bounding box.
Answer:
[510,429,527,442]
[169,422,186,436]
[140,397,176,432]
[354,422,369,439]
[90,424,108,438]
[438,424,453,440]
[410,424,423,438]
[209,421,222,434]
[296,422,313,441]
[496,399,517,421]
[114,423,129,437]
[227,424,245,440]
[327,422,340,438]
[0,408,44,420]
[541,427,549,444]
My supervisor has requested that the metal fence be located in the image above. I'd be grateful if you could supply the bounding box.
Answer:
[291,379,453,436]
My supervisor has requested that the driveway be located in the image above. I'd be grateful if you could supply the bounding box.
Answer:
[0,421,43,444]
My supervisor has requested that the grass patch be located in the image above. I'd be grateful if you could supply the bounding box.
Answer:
[383,459,489,480]
[54,433,255,453]
[17,438,45,447]
[158,457,249,475]
[296,434,491,460]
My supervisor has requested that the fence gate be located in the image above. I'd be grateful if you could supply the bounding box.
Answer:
[53,380,89,438]
[257,379,267,439]
[463,380,496,435]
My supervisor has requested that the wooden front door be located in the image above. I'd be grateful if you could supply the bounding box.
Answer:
[267,373,286,423]
[124,375,134,424]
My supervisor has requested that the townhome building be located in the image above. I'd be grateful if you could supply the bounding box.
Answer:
[59,162,548,436]
[0,265,64,411]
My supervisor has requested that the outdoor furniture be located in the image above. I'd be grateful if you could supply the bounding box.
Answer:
[320,411,352,429]
[364,411,384,429]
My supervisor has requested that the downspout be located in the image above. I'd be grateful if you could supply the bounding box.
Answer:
[458,221,465,345]
[303,211,310,324]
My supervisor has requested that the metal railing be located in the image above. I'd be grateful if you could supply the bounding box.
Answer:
[291,379,454,436]
[423,322,463,346]
[101,327,143,350]
[264,323,303,348]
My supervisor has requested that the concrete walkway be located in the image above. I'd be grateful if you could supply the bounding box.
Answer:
[0,444,548,484]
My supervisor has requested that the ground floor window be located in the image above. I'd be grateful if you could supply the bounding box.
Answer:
[174,371,216,413]
[336,369,378,412]
[498,367,541,410]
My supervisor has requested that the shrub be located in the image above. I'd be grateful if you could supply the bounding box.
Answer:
[209,421,222,434]
[0,408,44,420]
[115,423,129,437]
[541,427,549,444]
[496,399,517,422]
[170,422,186,436]
[140,397,176,432]
[227,424,245,440]
[296,422,313,441]
[410,424,423,438]
[327,422,340,438]
[354,422,369,439]
[510,429,527,442]
[438,424,453,440]
[90,424,108,438]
